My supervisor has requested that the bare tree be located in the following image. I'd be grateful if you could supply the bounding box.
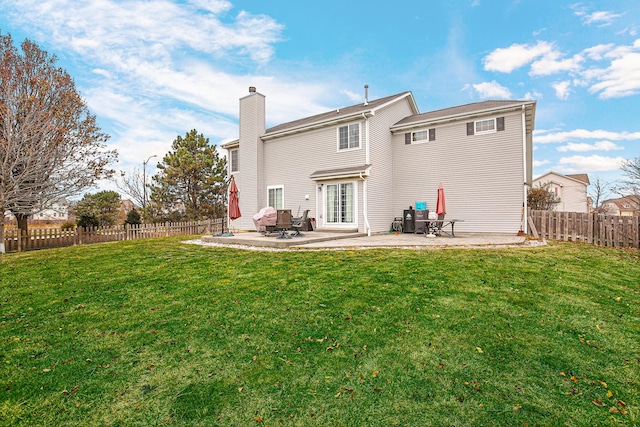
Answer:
[617,157,640,201]
[0,32,117,253]
[589,176,612,213]
[116,167,145,209]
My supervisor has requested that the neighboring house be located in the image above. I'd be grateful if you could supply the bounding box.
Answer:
[600,196,640,216]
[5,199,71,221]
[222,87,536,235]
[118,199,137,223]
[532,171,590,213]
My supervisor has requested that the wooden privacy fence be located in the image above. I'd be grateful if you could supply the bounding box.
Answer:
[529,210,640,249]
[3,219,224,253]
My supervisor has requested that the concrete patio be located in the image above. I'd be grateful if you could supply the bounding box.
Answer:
[200,231,537,250]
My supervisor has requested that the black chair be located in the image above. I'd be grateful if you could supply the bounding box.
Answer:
[290,209,310,237]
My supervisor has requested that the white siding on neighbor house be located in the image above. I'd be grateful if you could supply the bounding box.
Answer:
[366,98,416,233]
[532,173,589,213]
[392,112,525,233]
[261,119,367,231]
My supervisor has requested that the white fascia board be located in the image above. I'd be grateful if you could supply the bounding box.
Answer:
[390,101,536,134]
[261,112,374,141]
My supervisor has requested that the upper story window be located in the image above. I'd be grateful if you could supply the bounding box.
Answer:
[338,123,360,151]
[230,149,239,173]
[475,119,496,134]
[405,129,436,144]
[467,117,505,135]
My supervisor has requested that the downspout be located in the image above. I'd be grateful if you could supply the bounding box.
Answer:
[360,172,371,236]
[362,113,371,236]
[521,105,528,234]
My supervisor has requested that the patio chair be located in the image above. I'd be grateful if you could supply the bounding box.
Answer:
[274,209,292,239]
[290,209,310,237]
[427,213,461,238]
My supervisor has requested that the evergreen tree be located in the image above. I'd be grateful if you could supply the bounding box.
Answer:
[150,130,227,221]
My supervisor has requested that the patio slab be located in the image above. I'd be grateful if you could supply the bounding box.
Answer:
[200,231,533,249]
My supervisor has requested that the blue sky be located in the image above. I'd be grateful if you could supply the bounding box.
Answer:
[1,0,639,195]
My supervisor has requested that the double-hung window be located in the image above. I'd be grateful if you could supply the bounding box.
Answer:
[230,149,239,173]
[338,123,360,151]
[267,185,284,210]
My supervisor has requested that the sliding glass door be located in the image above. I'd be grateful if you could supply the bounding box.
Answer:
[325,182,356,226]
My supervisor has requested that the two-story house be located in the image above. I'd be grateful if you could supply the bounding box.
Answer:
[600,196,640,216]
[532,171,590,213]
[222,87,536,235]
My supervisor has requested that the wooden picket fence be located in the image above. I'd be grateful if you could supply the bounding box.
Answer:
[2,219,225,253]
[529,210,640,249]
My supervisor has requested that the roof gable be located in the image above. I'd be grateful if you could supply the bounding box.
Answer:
[263,92,415,138]
[534,171,590,187]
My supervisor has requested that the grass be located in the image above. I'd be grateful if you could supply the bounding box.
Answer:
[0,238,639,426]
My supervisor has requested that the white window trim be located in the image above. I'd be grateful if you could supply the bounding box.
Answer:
[323,180,358,228]
[474,118,496,135]
[336,123,361,152]
[411,129,430,144]
[267,185,284,210]
[230,148,239,173]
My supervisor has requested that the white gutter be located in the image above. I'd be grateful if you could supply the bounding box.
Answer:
[522,105,528,234]
[390,102,536,134]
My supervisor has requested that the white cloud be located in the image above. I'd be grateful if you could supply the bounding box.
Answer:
[483,41,554,73]
[471,81,512,99]
[556,141,624,152]
[340,89,363,102]
[536,129,640,144]
[552,81,572,100]
[588,52,640,98]
[524,89,543,100]
[557,155,627,173]
[533,159,550,167]
[530,53,583,76]
[582,44,615,60]
[579,10,623,26]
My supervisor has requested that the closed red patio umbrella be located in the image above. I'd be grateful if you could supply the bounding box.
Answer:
[228,177,241,221]
[436,183,446,215]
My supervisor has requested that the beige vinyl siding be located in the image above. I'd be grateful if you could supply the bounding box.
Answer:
[367,99,416,233]
[261,120,366,230]
[235,93,265,231]
[532,174,589,213]
[392,112,525,233]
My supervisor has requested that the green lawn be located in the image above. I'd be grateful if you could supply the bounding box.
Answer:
[1,238,638,426]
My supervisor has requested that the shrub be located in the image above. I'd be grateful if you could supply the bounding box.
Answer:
[125,208,142,225]
[60,221,76,230]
